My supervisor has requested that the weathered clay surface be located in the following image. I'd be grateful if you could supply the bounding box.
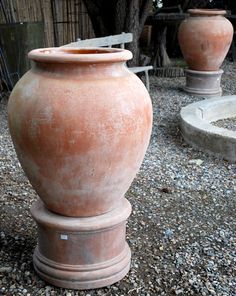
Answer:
[31,199,131,289]
[184,69,223,97]
[178,9,233,71]
[180,95,236,162]
[8,47,153,217]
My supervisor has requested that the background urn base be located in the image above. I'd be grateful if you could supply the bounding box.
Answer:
[31,199,131,290]
[183,69,223,97]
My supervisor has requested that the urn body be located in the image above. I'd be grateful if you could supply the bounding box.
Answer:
[8,47,153,217]
[178,9,233,71]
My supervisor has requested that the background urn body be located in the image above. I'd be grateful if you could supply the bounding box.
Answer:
[178,9,233,71]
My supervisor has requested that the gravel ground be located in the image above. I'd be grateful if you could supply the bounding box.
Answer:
[0,62,236,296]
[213,117,236,131]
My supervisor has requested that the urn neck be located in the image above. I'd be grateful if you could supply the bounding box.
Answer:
[32,60,131,79]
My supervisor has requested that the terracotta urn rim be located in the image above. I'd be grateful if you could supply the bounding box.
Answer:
[28,47,133,64]
[187,8,227,16]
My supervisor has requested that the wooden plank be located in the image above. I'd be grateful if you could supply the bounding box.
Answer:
[63,32,133,47]
[80,0,94,39]
[41,0,54,47]
[129,66,153,73]
[151,13,188,21]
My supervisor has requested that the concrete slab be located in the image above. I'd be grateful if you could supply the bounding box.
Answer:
[180,95,236,162]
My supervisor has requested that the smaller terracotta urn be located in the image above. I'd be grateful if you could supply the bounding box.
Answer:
[178,9,233,96]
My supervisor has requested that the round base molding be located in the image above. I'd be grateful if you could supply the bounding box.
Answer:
[33,244,131,290]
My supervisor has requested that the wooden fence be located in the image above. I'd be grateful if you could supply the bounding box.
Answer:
[0,0,95,47]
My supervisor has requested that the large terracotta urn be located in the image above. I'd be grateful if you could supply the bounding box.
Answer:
[178,9,233,71]
[8,47,152,217]
[7,47,152,289]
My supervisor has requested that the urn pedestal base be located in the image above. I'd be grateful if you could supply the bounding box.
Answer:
[30,199,131,290]
[184,69,223,97]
